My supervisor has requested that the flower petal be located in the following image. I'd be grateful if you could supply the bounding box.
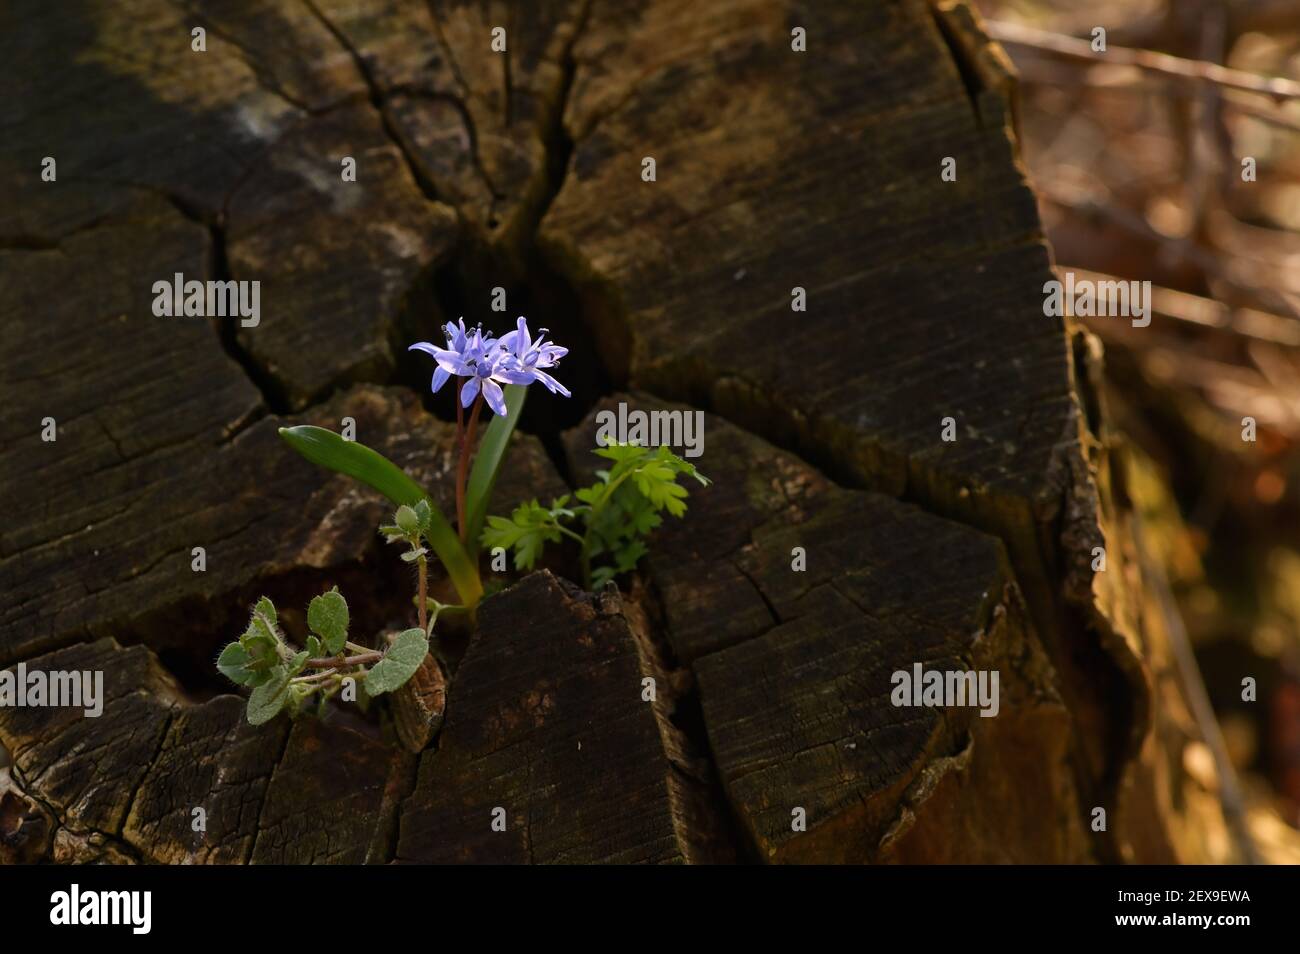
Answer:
[434,350,472,375]
[538,344,568,365]
[482,378,507,417]
[449,318,467,350]
[431,366,450,393]
[460,375,480,407]
[494,367,534,386]
[533,369,571,398]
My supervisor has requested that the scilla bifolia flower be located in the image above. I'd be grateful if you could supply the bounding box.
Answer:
[409,317,571,543]
[408,316,569,415]
[249,314,706,729]
[495,317,571,397]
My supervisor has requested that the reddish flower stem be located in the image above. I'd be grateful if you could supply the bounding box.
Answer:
[456,393,484,543]
[304,651,382,669]
[455,381,467,539]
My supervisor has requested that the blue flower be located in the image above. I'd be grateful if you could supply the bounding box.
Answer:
[408,316,569,416]
[496,317,571,397]
[458,329,515,417]
[408,319,477,395]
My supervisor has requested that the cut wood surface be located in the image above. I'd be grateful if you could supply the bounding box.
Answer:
[397,573,687,864]
[0,0,1226,863]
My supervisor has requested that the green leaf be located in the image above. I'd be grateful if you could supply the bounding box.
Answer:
[364,629,429,695]
[247,667,291,725]
[395,504,420,534]
[307,588,349,654]
[238,630,280,674]
[285,682,315,717]
[594,442,651,465]
[287,650,310,677]
[243,666,278,689]
[464,384,527,551]
[217,642,255,686]
[305,635,322,658]
[614,539,649,573]
[278,425,482,605]
[479,500,562,571]
[574,442,709,591]
[250,596,279,641]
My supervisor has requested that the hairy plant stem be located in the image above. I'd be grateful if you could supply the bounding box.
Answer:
[305,651,383,668]
[294,669,342,686]
[417,553,428,633]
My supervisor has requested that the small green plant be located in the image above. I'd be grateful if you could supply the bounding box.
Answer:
[482,442,708,589]
[215,317,709,725]
[215,589,430,725]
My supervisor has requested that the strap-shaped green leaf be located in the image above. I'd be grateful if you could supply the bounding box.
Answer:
[464,384,527,550]
[278,426,482,605]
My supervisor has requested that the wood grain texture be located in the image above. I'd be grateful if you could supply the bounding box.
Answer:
[0,0,1187,864]
[0,638,414,864]
[0,375,562,673]
[397,572,685,863]
[542,0,1145,823]
[567,395,1088,861]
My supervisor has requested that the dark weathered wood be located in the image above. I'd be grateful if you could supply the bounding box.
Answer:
[0,373,563,673]
[308,0,588,255]
[397,572,685,863]
[123,695,288,865]
[564,393,836,664]
[0,641,179,840]
[226,102,458,409]
[0,0,1214,865]
[247,715,413,865]
[390,652,449,754]
[1,766,54,864]
[567,395,1087,861]
[542,0,1152,845]
[0,638,418,864]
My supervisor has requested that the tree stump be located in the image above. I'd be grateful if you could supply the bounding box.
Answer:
[0,0,1231,863]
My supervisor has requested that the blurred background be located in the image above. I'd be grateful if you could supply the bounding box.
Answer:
[977,0,1300,859]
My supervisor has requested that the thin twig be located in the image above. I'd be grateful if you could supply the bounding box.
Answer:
[1009,60,1300,135]
[1040,183,1300,321]
[986,18,1300,101]
[1063,266,1300,347]
[1129,509,1262,864]
[304,651,382,669]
